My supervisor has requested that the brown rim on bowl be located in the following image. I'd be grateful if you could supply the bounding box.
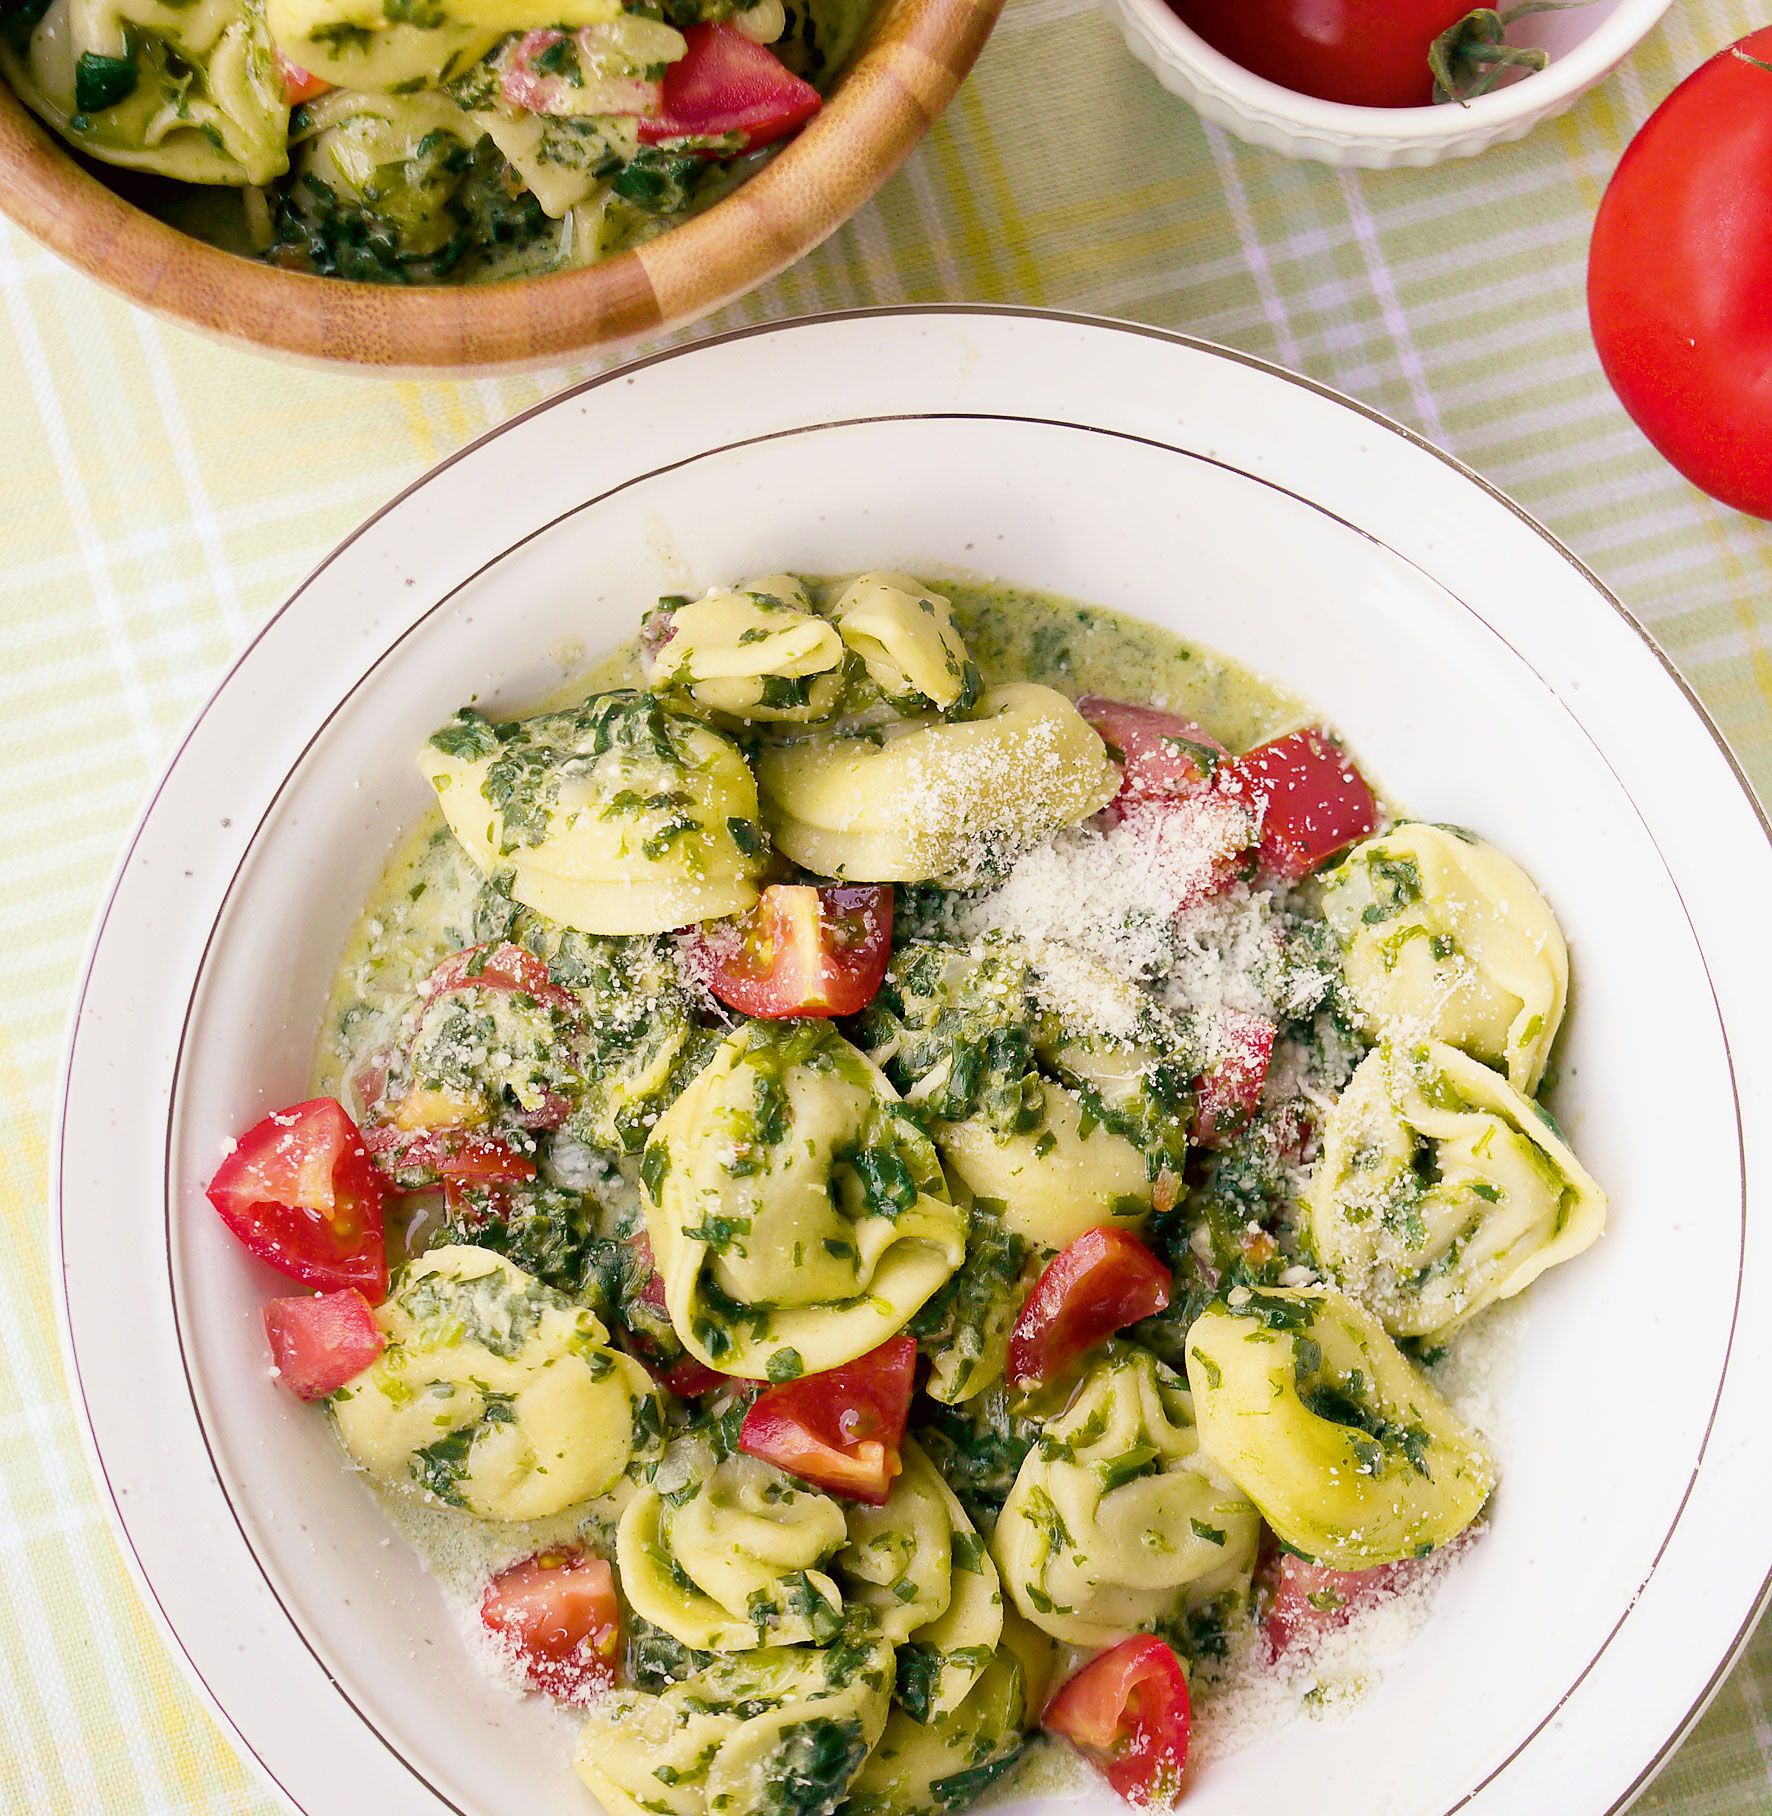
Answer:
[0,0,1001,372]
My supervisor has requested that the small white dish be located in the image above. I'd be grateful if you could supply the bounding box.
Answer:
[1110,0,1674,167]
[55,306,1772,1816]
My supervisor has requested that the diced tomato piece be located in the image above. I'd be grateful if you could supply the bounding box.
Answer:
[1264,1552,1426,1658]
[1191,1010,1276,1148]
[422,941,579,1014]
[207,1098,387,1298]
[739,1336,917,1504]
[1078,696,1229,822]
[693,884,892,1020]
[277,50,330,104]
[362,1122,537,1189]
[262,1289,384,1400]
[660,1356,726,1397]
[638,22,821,152]
[1219,728,1379,881]
[481,1549,621,1704]
[619,1233,725,1397]
[1007,1229,1171,1391]
[1043,1635,1191,1805]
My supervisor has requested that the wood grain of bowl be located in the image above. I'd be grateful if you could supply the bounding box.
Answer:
[0,0,999,372]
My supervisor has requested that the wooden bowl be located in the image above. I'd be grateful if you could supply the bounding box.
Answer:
[0,0,1000,372]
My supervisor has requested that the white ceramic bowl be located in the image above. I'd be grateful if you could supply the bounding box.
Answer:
[1110,0,1673,166]
[56,306,1772,1816]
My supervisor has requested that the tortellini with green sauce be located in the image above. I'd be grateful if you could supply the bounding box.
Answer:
[936,1079,1154,1252]
[576,1634,895,1816]
[841,1647,1029,1816]
[1307,1041,1607,1342]
[619,1433,848,1652]
[3,0,286,184]
[331,1245,660,1520]
[756,684,1117,885]
[266,0,623,91]
[284,89,475,262]
[994,1344,1258,1647]
[422,690,767,936]
[837,1440,1002,1721]
[645,577,847,725]
[643,1021,966,1378]
[863,941,1168,1253]
[831,573,980,714]
[1186,1286,1497,1569]
[1322,823,1569,1094]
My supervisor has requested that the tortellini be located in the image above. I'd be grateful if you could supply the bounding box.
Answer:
[576,1635,895,1816]
[936,1078,1154,1252]
[619,1433,848,1651]
[756,684,1117,885]
[994,1345,1258,1646]
[1306,1041,1607,1341]
[841,1648,1028,1816]
[267,0,623,91]
[831,573,980,714]
[645,577,846,725]
[837,1440,1002,1721]
[1321,823,1568,1093]
[4,0,286,184]
[643,1021,966,1378]
[331,1245,659,1520]
[285,90,474,261]
[1186,1286,1496,1569]
[422,690,767,936]
[862,940,1165,1252]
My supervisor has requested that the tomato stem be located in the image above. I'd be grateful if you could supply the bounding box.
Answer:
[1429,2,1587,106]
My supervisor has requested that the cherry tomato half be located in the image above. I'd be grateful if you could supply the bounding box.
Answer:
[1220,728,1379,881]
[1077,696,1228,823]
[1264,1552,1425,1657]
[694,883,893,1019]
[1191,1010,1277,1148]
[739,1336,917,1504]
[638,22,821,152]
[207,1098,387,1298]
[1007,1229,1172,1391]
[262,1289,385,1400]
[1588,29,1772,521]
[1043,1634,1192,1805]
[423,941,580,1014]
[481,1549,621,1704]
[1170,0,1494,108]
[363,1123,538,1191]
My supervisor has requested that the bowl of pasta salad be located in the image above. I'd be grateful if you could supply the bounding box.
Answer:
[57,309,1772,1816]
[0,0,995,367]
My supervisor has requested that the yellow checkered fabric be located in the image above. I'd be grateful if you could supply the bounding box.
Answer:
[3,0,1769,1808]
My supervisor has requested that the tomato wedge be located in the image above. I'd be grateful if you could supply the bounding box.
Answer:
[423,941,579,1013]
[1191,1010,1277,1148]
[1220,727,1379,881]
[694,883,892,1019]
[1265,1552,1424,1658]
[1077,696,1228,822]
[1007,1229,1172,1391]
[277,50,330,104]
[638,22,821,152]
[1043,1634,1191,1805]
[363,1123,537,1190]
[739,1335,916,1504]
[481,1549,621,1704]
[207,1098,387,1298]
[262,1289,385,1400]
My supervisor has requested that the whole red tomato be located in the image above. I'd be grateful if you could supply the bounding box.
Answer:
[1171,0,1502,107]
[1588,30,1772,520]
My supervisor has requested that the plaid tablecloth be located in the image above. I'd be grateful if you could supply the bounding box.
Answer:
[3,0,1769,1808]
